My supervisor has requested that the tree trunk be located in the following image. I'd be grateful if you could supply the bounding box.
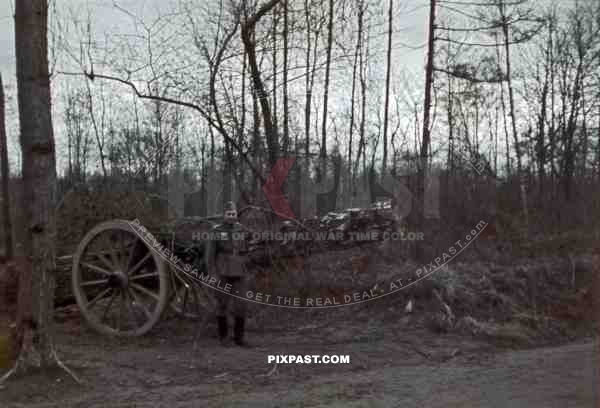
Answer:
[348,0,362,196]
[272,5,278,139]
[537,47,550,191]
[549,18,556,190]
[580,87,587,177]
[152,98,164,185]
[304,0,312,161]
[492,31,511,178]
[251,35,262,196]
[446,69,454,176]
[320,0,334,159]
[0,75,13,259]
[240,50,248,186]
[14,0,58,368]
[282,0,289,155]
[209,119,216,176]
[304,0,321,171]
[597,105,600,181]
[420,0,436,172]
[84,79,107,180]
[355,20,367,190]
[416,0,436,261]
[502,19,522,176]
[382,0,393,177]
[500,2,528,232]
[240,50,247,151]
[241,0,281,168]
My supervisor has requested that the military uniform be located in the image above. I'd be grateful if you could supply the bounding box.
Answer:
[204,209,249,346]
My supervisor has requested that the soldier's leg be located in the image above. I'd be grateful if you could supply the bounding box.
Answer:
[231,277,247,318]
[231,277,248,345]
[215,278,230,341]
[215,286,230,318]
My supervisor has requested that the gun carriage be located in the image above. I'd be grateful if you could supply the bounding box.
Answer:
[70,204,398,336]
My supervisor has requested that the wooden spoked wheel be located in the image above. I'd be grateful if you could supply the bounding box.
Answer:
[72,220,168,336]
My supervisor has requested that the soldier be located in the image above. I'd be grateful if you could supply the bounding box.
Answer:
[204,201,250,346]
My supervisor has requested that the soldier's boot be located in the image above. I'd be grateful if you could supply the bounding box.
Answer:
[233,317,249,347]
[217,316,229,345]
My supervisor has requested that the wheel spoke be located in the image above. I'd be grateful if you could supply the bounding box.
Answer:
[130,271,159,281]
[94,249,116,271]
[81,278,109,287]
[125,237,139,271]
[127,252,152,277]
[131,282,160,301]
[128,288,153,320]
[82,262,112,276]
[86,287,112,310]
[107,233,123,272]
[124,290,142,327]
[116,231,136,271]
[101,290,118,322]
[117,290,126,330]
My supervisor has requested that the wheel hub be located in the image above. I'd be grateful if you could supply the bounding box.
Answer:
[108,270,129,289]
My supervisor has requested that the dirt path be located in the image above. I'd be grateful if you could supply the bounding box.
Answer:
[0,311,597,407]
[212,341,597,408]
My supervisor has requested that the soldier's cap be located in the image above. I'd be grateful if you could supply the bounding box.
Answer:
[224,201,237,212]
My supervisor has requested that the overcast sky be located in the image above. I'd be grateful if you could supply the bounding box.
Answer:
[0,1,15,83]
[0,0,431,104]
[0,0,433,172]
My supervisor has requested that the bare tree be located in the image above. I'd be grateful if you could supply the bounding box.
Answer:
[320,0,335,160]
[496,0,529,231]
[354,5,369,193]
[3,0,78,382]
[282,0,290,155]
[84,79,107,179]
[381,0,393,177]
[348,0,363,195]
[241,0,282,168]
[556,2,600,198]
[304,0,323,161]
[272,4,278,137]
[64,88,92,185]
[415,0,436,261]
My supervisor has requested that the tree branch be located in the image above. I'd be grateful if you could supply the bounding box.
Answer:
[57,70,266,184]
[245,0,282,28]
[434,66,506,83]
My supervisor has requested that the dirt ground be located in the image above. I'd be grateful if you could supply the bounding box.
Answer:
[0,303,597,408]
